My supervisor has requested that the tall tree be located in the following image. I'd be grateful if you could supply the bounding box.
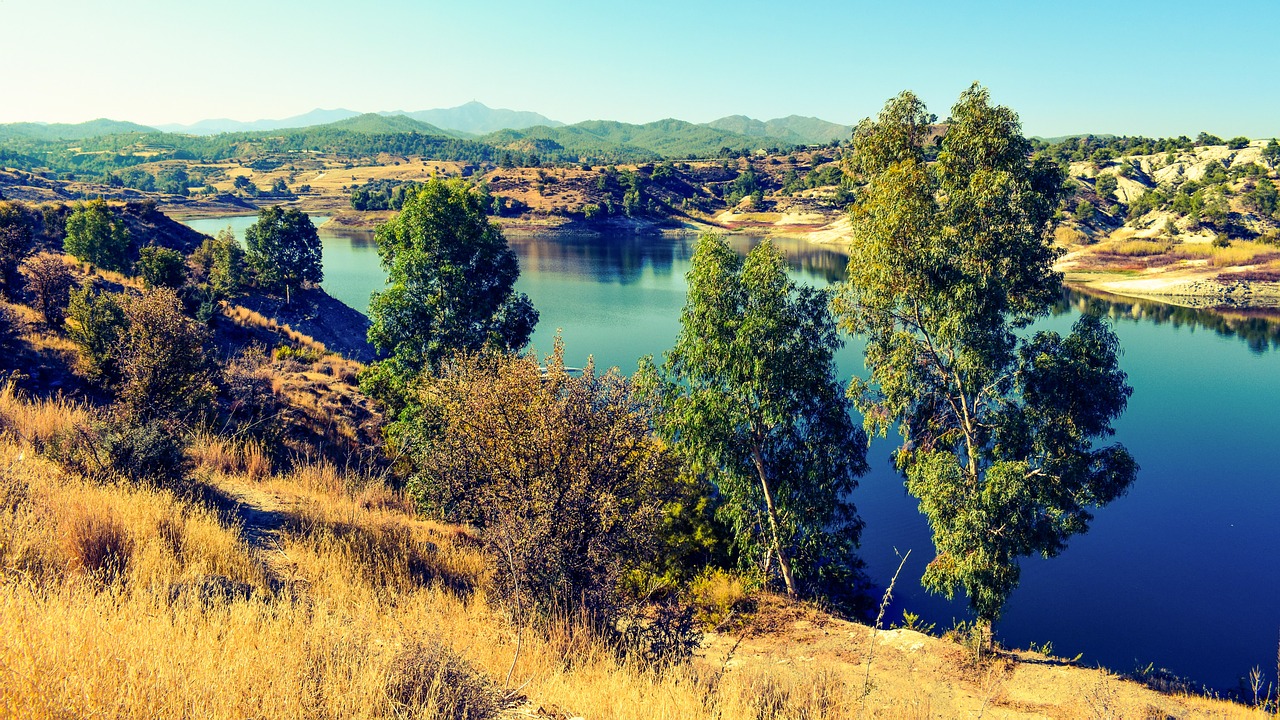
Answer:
[364,178,537,415]
[835,85,1137,632]
[642,234,867,599]
[244,206,322,303]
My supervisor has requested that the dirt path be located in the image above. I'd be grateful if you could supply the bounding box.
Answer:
[200,480,303,590]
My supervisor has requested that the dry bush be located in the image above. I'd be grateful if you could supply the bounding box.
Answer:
[409,344,678,627]
[189,431,271,480]
[282,498,479,596]
[384,640,507,720]
[59,503,134,584]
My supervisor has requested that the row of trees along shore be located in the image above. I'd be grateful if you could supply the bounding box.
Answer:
[351,84,1136,645]
[0,84,1135,655]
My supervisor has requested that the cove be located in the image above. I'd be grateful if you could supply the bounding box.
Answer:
[183,216,1280,691]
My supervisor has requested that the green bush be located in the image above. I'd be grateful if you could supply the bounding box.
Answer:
[136,245,187,289]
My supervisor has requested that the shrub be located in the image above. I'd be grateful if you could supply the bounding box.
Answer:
[135,245,187,289]
[67,283,127,381]
[64,199,131,272]
[407,341,677,627]
[116,288,218,421]
[20,253,74,326]
[99,418,190,487]
[0,305,17,371]
[1095,173,1118,200]
[1074,200,1095,223]
[60,504,134,584]
[384,641,506,720]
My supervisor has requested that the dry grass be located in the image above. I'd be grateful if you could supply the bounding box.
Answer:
[1105,239,1173,257]
[1054,225,1088,245]
[0,390,1271,719]
[1171,241,1280,267]
[188,430,272,480]
[0,381,89,447]
[223,303,331,355]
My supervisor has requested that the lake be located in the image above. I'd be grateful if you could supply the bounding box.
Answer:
[184,216,1280,691]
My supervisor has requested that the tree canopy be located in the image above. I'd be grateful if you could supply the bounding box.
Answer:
[64,199,131,272]
[363,178,537,415]
[835,85,1137,627]
[244,206,322,302]
[642,234,868,601]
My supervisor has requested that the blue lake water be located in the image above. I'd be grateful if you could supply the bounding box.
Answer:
[184,215,1280,691]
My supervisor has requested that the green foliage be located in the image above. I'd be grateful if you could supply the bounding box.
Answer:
[407,343,676,626]
[98,417,191,487]
[837,85,1136,625]
[63,199,131,272]
[189,228,248,300]
[135,245,187,289]
[67,283,127,381]
[1074,200,1095,223]
[1248,179,1279,217]
[1227,136,1250,150]
[1196,132,1225,147]
[364,178,537,415]
[349,179,421,211]
[1094,173,1118,201]
[642,234,868,601]
[1263,139,1280,166]
[244,206,322,300]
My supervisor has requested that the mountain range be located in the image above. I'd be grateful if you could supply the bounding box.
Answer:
[5,102,851,147]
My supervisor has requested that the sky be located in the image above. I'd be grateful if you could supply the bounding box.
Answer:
[1,0,1277,138]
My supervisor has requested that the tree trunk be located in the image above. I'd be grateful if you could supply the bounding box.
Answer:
[751,445,796,596]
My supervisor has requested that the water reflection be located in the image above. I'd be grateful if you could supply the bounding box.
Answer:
[1058,288,1280,354]
[505,232,850,285]
[506,233,687,284]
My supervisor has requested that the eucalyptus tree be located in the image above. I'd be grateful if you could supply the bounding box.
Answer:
[835,85,1137,631]
[642,234,867,599]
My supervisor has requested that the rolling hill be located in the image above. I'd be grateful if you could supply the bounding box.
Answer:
[0,118,157,141]
[705,114,852,145]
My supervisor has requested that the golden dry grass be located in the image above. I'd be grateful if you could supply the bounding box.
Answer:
[0,391,1271,719]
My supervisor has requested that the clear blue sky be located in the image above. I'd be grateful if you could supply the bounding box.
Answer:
[2,0,1276,137]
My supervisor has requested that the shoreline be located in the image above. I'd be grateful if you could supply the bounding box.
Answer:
[166,204,1280,314]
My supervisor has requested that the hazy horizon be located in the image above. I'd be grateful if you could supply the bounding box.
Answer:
[2,0,1277,137]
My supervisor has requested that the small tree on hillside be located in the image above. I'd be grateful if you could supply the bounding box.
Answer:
[641,235,869,600]
[20,253,74,326]
[116,287,218,421]
[363,178,537,418]
[1095,173,1118,201]
[190,228,248,299]
[245,206,322,304]
[135,245,187,289]
[64,199,131,272]
[67,283,127,381]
